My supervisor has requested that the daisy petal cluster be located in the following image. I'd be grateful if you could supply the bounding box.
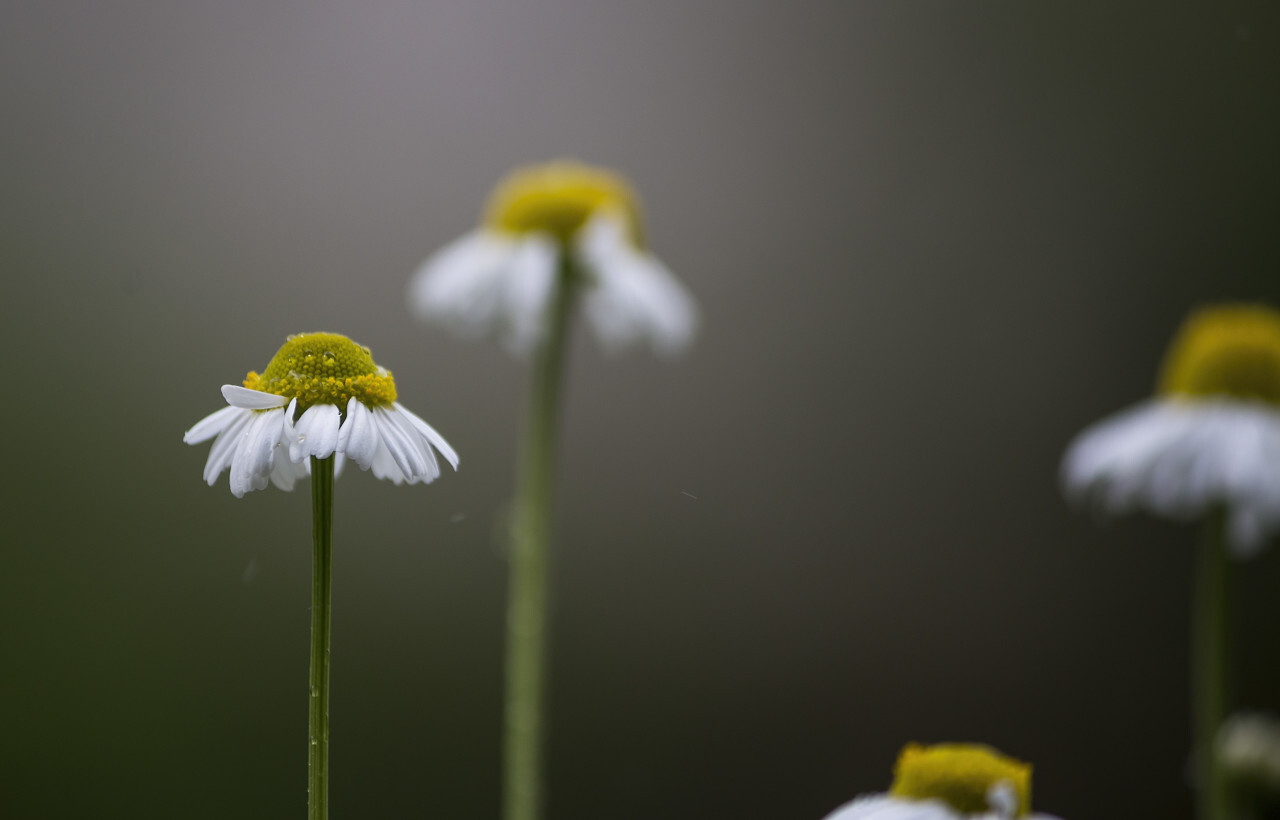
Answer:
[1062,304,1280,556]
[407,159,698,355]
[822,744,1062,820]
[1218,712,1280,795]
[184,332,458,496]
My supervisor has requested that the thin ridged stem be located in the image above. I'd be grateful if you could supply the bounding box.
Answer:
[309,455,335,820]
[503,255,577,820]
[1193,508,1235,820]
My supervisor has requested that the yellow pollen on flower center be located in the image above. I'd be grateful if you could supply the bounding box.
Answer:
[888,743,1032,817]
[483,160,644,246]
[243,332,397,413]
[1159,304,1280,406]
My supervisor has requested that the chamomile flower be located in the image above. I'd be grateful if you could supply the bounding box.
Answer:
[407,159,698,355]
[184,332,458,496]
[822,744,1062,820]
[1218,712,1280,795]
[1062,304,1280,556]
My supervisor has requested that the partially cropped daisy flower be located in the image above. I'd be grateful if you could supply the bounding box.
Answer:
[407,159,698,355]
[1062,304,1280,557]
[822,743,1062,820]
[1219,712,1280,796]
[184,332,458,496]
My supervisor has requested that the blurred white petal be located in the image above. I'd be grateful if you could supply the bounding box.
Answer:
[1062,399,1280,556]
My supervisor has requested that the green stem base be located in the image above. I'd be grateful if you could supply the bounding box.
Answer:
[1194,510,1234,820]
[502,260,577,820]
[309,455,335,820]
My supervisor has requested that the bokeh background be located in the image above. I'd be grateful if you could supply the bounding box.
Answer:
[3,3,1279,818]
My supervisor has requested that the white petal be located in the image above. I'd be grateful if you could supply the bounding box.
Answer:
[229,408,285,497]
[408,230,520,333]
[371,406,430,484]
[577,212,698,355]
[393,401,460,470]
[269,450,308,491]
[501,234,558,354]
[986,781,1017,819]
[184,405,240,444]
[386,405,441,483]
[202,409,254,486]
[822,795,962,820]
[289,403,341,462]
[337,398,379,469]
[370,437,406,484]
[1062,399,1280,555]
[222,385,289,410]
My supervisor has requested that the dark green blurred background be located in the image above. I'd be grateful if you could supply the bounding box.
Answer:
[3,3,1279,818]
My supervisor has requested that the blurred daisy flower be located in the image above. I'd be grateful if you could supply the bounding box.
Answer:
[183,332,458,496]
[1218,712,1280,796]
[822,743,1061,820]
[1061,304,1280,557]
[407,159,698,355]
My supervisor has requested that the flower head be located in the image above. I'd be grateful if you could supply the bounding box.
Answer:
[1218,712,1280,796]
[184,332,458,497]
[1062,304,1280,556]
[822,743,1061,820]
[408,159,698,355]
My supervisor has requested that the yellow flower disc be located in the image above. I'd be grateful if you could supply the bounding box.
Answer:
[1159,304,1280,405]
[889,743,1031,816]
[484,159,644,246]
[243,332,397,412]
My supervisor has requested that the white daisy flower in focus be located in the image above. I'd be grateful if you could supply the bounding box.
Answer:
[1062,304,1280,557]
[184,332,459,497]
[407,160,698,355]
[822,743,1062,820]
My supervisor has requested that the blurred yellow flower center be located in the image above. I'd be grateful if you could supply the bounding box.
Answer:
[1159,304,1280,405]
[243,332,397,413]
[484,160,644,246]
[889,743,1031,816]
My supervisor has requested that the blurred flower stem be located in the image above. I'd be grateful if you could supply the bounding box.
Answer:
[1195,508,1235,820]
[504,255,578,820]
[309,455,335,820]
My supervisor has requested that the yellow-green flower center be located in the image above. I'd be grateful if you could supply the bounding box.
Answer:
[888,743,1032,816]
[1158,304,1280,406]
[484,160,644,246]
[243,332,397,413]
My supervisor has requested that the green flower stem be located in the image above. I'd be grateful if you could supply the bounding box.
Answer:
[503,257,578,820]
[1194,509,1234,820]
[309,455,335,820]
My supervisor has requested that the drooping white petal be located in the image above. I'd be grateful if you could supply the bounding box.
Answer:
[370,437,406,484]
[392,401,460,470]
[576,212,698,355]
[202,409,255,486]
[385,405,440,483]
[408,229,522,336]
[372,406,431,484]
[337,398,379,469]
[269,449,308,491]
[289,403,342,462]
[822,793,1063,820]
[221,385,290,410]
[1062,398,1280,555]
[501,234,558,354]
[229,408,285,497]
[183,405,241,444]
[821,795,962,820]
